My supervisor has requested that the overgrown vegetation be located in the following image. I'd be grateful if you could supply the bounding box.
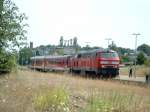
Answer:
[0,0,27,73]
[0,70,150,112]
[83,91,144,112]
[33,88,149,112]
[33,88,69,112]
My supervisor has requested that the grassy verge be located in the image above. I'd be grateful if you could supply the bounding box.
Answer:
[83,91,146,112]
[0,70,150,112]
[33,87,69,112]
[33,88,149,112]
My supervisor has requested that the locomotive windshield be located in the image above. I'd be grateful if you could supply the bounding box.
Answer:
[99,52,118,58]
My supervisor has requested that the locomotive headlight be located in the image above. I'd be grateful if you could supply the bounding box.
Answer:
[100,61,109,64]
[112,61,119,64]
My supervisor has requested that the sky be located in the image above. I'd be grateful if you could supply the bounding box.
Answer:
[12,0,150,49]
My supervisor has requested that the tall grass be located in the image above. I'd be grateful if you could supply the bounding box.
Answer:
[83,91,144,112]
[33,87,148,112]
[33,87,69,112]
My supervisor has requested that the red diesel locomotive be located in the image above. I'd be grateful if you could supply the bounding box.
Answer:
[30,49,120,77]
[70,49,120,77]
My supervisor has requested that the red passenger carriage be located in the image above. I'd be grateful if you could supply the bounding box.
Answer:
[30,55,71,71]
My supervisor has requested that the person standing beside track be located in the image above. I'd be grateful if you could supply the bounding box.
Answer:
[129,66,133,78]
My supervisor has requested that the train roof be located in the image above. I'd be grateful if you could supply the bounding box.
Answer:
[78,49,116,55]
[30,55,71,60]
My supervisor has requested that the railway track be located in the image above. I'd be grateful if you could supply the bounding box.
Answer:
[22,67,150,87]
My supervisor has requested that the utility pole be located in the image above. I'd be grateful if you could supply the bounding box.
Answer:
[105,38,112,48]
[132,33,141,78]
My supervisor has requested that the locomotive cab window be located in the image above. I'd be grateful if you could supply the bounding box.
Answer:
[98,52,118,58]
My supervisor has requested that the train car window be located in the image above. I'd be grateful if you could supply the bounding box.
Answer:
[48,59,52,64]
[54,59,56,64]
[35,61,37,64]
[84,53,87,58]
[36,60,42,64]
[48,58,55,64]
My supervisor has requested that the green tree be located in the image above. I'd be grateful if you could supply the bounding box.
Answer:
[0,0,28,49]
[136,52,146,65]
[137,44,150,56]
[0,0,28,73]
[19,47,32,65]
[0,49,16,73]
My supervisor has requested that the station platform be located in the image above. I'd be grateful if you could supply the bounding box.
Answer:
[115,75,146,83]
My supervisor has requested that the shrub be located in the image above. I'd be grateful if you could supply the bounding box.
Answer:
[0,50,16,73]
